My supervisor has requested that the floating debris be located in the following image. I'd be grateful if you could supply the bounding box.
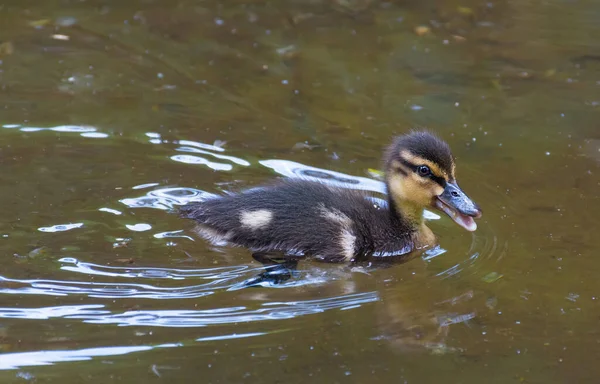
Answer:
[482,271,503,283]
[113,238,131,249]
[566,293,580,302]
[457,6,474,16]
[414,26,431,36]
[28,19,51,28]
[485,296,498,309]
[367,168,384,180]
[490,79,503,91]
[28,246,50,259]
[51,34,70,41]
[438,312,476,326]
[292,142,319,151]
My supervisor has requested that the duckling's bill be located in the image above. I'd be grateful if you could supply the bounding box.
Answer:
[434,182,481,232]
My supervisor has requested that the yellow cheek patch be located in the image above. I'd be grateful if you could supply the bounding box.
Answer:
[389,174,436,206]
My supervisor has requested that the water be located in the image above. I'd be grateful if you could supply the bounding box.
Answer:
[0,0,599,382]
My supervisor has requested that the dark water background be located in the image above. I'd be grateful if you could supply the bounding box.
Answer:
[0,0,599,382]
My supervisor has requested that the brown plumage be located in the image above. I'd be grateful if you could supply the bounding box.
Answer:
[181,131,481,262]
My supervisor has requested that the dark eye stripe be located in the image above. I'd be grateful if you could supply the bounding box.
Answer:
[398,158,447,187]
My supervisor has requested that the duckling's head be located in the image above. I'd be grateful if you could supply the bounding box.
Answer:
[384,131,482,231]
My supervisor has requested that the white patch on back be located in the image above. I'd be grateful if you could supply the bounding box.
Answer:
[319,205,356,261]
[319,205,352,226]
[195,225,233,246]
[240,209,273,230]
[339,229,356,261]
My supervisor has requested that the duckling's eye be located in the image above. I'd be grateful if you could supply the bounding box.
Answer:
[417,165,431,177]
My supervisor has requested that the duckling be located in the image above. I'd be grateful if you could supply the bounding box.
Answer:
[180,131,481,262]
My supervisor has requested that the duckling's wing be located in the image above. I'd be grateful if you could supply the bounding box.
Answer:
[180,180,377,261]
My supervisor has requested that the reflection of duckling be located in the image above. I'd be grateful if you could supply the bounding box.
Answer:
[181,131,481,262]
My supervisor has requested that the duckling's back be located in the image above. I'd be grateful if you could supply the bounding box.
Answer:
[181,179,414,261]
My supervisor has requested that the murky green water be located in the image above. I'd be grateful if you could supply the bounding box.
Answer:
[0,0,598,382]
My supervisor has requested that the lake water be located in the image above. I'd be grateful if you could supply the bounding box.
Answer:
[0,0,598,382]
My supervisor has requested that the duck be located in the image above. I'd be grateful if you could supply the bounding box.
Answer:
[180,131,482,262]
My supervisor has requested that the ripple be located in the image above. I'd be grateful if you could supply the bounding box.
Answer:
[0,258,356,299]
[0,276,232,299]
[260,159,386,193]
[120,187,217,210]
[58,258,250,280]
[433,205,505,280]
[176,145,250,166]
[38,223,84,233]
[125,223,152,232]
[170,154,233,171]
[133,182,160,190]
[0,292,378,327]
[51,125,97,133]
[0,344,154,370]
[153,230,194,241]
[178,139,225,152]
[80,132,109,138]
[98,207,122,215]
[0,332,268,369]
[81,292,378,327]
[0,292,379,328]
[0,304,107,320]
[196,332,265,342]
[2,124,99,133]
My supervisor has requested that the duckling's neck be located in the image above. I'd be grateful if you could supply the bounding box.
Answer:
[389,198,424,229]
[387,193,436,249]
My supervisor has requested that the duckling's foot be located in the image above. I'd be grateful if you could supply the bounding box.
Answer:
[228,253,300,290]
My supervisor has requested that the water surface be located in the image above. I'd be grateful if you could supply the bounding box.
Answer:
[0,0,599,382]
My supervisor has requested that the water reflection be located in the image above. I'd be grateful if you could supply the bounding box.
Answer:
[120,187,217,210]
[0,293,379,327]
[260,159,386,193]
[2,123,99,135]
[0,257,365,300]
[0,0,598,377]
[0,344,155,370]
[376,288,477,354]
[0,331,271,370]
[170,155,234,171]
[37,223,84,233]
[175,145,251,166]
[59,257,252,280]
